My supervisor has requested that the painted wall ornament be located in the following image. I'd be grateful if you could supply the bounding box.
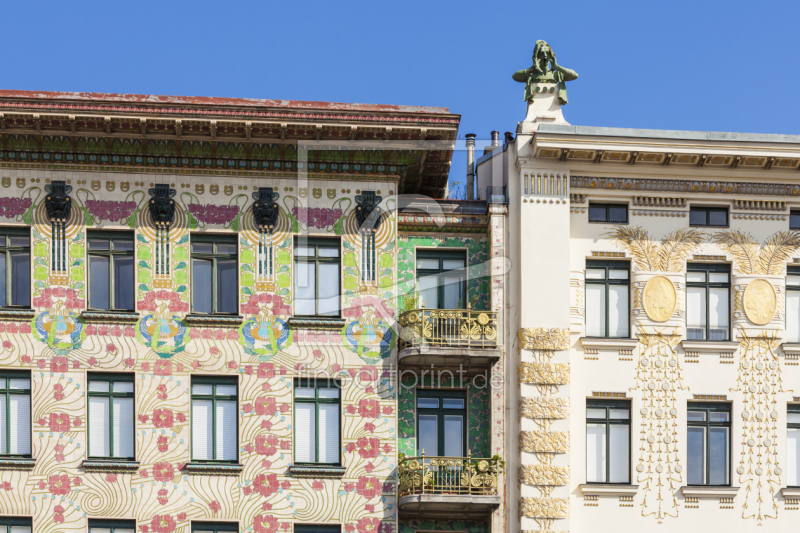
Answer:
[33,303,86,355]
[252,187,280,232]
[239,313,292,361]
[643,276,677,322]
[512,40,578,105]
[743,279,777,325]
[148,184,176,227]
[342,309,395,364]
[136,306,187,358]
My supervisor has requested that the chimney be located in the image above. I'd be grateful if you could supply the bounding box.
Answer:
[490,131,500,147]
[504,131,515,145]
[465,133,476,200]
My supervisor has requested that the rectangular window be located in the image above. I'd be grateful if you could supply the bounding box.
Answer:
[416,389,466,457]
[687,403,730,486]
[686,264,730,341]
[585,261,629,338]
[789,404,800,487]
[0,517,32,533]
[586,400,630,483]
[0,372,31,457]
[787,267,800,343]
[0,229,30,308]
[87,231,135,311]
[689,206,728,227]
[192,523,239,533]
[87,373,134,459]
[191,235,239,315]
[294,379,340,464]
[89,519,136,533]
[191,377,238,462]
[294,238,340,317]
[294,526,340,533]
[416,250,467,309]
[588,203,628,224]
[791,210,800,230]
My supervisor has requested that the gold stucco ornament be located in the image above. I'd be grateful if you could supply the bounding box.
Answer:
[743,279,777,325]
[643,276,676,322]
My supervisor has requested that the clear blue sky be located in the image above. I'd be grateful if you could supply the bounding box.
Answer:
[3,0,800,191]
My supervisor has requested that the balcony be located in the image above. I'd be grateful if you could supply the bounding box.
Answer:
[397,307,500,367]
[397,452,502,518]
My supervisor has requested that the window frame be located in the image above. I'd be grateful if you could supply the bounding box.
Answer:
[0,371,31,458]
[0,517,32,531]
[588,203,629,224]
[88,519,137,533]
[191,234,239,315]
[190,375,239,463]
[585,260,630,339]
[294,526,341,533]
[0,227,31,308]
[786,267,800,342]
[788,403,800,487]
[686,263,731,341]
[689,206,729,228]
[415,388,468,457]
[191,522,240,533]
[687,402,732,486]
[415,249,468,310]
[293,378,341,465]
[791,210,800,230]
[87,372,135,460]
[87,230,135,312]
[585,399,631,484]
[293,237,341,317]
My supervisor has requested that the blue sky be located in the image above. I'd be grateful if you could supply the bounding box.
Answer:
[3,0,800,191]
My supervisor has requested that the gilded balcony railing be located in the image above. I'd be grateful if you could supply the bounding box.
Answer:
[398,306,498,349]
[397,451,500,498]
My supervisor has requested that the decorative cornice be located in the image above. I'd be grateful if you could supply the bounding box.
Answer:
[0,308,36,319]
[288,465,346,478]
[733,199,787,211]
[184,462,244,476]
[82,460,140,473]
[572,175,800,198]
[632,196,686,207]
[81,311,140,324]
[286,317,346,330]
[184,315,244,327]
[0,457,36,470]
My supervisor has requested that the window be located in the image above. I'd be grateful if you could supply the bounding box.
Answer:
[788,405,800,486]
[294,238,340,316]
[294,379,340,464]
[0,372,30,457]
[686,264,730,340]
[586,400,630,483]
[690,206,728,227]
[88,374,134,459]
[88,519,136,533]
[88,232,134,311]
[585,261,630,338]
[0,229,30,308]
[191,377,238,462]
[416,250,467,309]
[791,210,800,230]
[787,267,800,342]
[192,523,239,533]
[294,526,340,533]
[588,203,628,224]
[416,389,466,457]
[192,235,238,315]
[687,403,730,486]
[0,517,32,533]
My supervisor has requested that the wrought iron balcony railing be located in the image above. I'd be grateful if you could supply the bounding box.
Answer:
[398,451,500,498]
[398,306,498,349]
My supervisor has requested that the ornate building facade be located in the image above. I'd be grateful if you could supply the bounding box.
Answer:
[480,40,800,533]
[0,91,507,533]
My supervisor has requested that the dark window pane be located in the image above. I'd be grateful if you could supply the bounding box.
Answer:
[709,427,729,484]
[588,205,607,223]
[193,258,213,314]
[114,239,134,252]
[318,262,340,316]
[708,210,727,227]
[0,255,6,305]
[193,243,213,254]
[89,238,110,250]
[9,236,29,247]
[319,246,339,258]
[687,426,706,484]
[417,398,438,409]
[217,259,238,313]
[295,261,315,315]
[89,255,110,310]
[216,244,237,255]
[792,211,800,230]
[11,251,31,307]
[608,205,628,223]
[114,256,134,310]
[443,398,465,409]
[690,209,707,226]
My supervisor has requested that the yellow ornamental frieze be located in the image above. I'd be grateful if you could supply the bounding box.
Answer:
[519,328,570,351]
[519,397,570,419]
[519,362,570,385]
[520,497,569,519]
[520,430,570,453]
[519,465,569,486]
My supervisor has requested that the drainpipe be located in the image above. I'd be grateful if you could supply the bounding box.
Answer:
[465,133,476,200]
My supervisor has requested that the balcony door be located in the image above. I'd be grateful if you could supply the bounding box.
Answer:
[416,389,466,457]
[416,250,466,310]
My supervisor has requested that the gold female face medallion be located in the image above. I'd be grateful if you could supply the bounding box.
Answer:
[643,276,677,323]
[744,279,776,326]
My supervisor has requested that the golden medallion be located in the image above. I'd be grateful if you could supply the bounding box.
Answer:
[643,276,677,322]
[744,279,776,326]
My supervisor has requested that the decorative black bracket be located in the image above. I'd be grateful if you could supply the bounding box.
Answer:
[44,181,72,222]
[148,184,176,227]
[252,187,280,232]
[355,190,382,233]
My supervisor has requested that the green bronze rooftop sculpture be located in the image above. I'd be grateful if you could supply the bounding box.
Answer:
[513,40,578,105]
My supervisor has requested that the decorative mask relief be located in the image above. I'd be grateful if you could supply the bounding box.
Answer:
[252,187,280,232]
[642,276,677,323]
[356,191,382,290]
[148,184,176,227]
[743,279,777,326]
[44,181,73,279]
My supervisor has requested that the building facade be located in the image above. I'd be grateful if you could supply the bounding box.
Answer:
[0,91,508,533]
[477,42,800,533]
